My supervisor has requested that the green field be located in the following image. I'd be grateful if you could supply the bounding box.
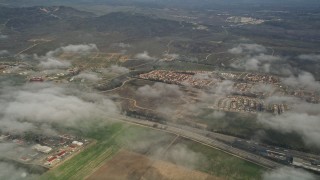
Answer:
[41,123,125,180]
[41,123,175,180]
[41,122,265,180]
[196,110,260,138]
[167,138,265,180]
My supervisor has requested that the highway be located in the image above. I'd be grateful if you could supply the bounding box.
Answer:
[110,115,283,169]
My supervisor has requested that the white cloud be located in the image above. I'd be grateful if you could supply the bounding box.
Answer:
[0,83,119,134]
[137,82,182,98]
[228,43,294,75]
[60,44,98,54]
[98,65,129,76]
[251,83,277,95]
[45,44,98,57]
[282,71,320,91]
[258,99,320,147]
[134,51,156,60]
[0,50,9,55]
[74,72,100,82]
[35,44,98,70]
[0,162,39,180]
[211,80,235,96]
[153,144,205,169]
[114,43,131,48]
[0,143,41,179]
[298,54,320,61]
[228,43,267,54]
[38,57,71,69]
[107,65,130,74]
[232,54,281,73]
[0,34,8,39]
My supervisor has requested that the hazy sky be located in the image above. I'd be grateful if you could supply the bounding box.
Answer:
[1,0,320,8]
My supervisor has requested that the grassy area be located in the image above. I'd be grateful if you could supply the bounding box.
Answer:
[41,123,174,180]
[41,123,125,180]
[41,123,265,180]
[171,138,265,180]
[116,125,176,154]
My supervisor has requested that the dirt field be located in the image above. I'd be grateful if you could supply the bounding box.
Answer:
[86,150,223,180]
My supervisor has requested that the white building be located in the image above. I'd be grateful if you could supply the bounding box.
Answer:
[32,144,52,153]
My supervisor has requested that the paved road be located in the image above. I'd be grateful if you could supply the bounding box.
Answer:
[111,115,283,169]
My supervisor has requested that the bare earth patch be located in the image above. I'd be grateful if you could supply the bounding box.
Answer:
[86,150,223,180]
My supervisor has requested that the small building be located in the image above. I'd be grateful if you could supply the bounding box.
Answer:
[20,156,31,162]
[45,156,58,165]
[57,150,66,157]
[29,77,44,82]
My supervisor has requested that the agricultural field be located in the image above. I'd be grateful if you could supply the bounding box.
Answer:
[41,122,266,180]
[41,123,176,180]
[87,150,222,180]
[166,138,265,180]
[41,123,125,180]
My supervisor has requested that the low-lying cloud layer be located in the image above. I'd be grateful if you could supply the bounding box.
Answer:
[0,162,38,180]
[282,71,320,91]
[210,80,235,96]
[228,43,320,148]
[0,43,119,178]
[229,43,296,75]
[258,96,320,147]
[0,143,43,179]
[231,53,285,73]
[35,44,98,70]
[0,83,118,135]
[244,54,280,72]
[298,54,320,61]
